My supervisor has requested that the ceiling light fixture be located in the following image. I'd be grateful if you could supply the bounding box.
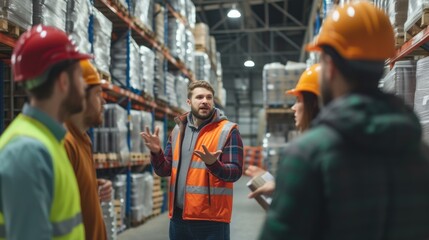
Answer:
[244,59,255,68]
[227,4,241,18]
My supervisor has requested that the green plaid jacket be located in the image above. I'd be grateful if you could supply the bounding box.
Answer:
[260,93,429,240]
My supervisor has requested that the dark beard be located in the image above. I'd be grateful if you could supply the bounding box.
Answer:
[62,78,84,116]
[191,107,214,121]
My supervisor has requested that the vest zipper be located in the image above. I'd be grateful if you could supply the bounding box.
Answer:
[207,172,211,206]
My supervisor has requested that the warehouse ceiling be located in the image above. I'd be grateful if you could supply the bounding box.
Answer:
[193,0,316,74]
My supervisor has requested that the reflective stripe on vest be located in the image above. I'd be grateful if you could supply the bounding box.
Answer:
[0,212,81,238]
[169,119,237,223]
[52,213,82,237]
[186,186,233,195]
[0,115,84,239]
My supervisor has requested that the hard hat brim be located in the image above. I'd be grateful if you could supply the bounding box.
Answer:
[285,89,300,96]
[306,43,321,52]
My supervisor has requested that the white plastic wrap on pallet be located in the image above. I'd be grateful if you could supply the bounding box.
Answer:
[186,0,196,28]
[405,0,429,32]
[382,60,416,107]
[168,18,186,61]
[220,87,227,107]
[129,173,154,222]
[263,62,306,107]
[117,0,128,10]
[169,0,186,17]
[210,69,218,95]
[92,104,129,162]
[35,0,68,31]
[142,173,154,218]
[0,0,32,29]
[101,188,117,240]
[130,110,143,153]
[154,3,164,44]
[388,0,409,36]
[93,8,112,74]
[67,0,91,54]
[154,52,167,102]
[132,0,153,32]
[216,52,222,77]
[414,57,429,144]
[166,72,178,107]
[185,29,195,74]
[140,46,155,98]
[194,52,211,82]
[176,76,190,111]
[113,176,126,232]
[111,34,142,90]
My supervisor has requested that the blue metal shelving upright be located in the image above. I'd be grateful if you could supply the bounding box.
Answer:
[125,0,133,227]
[87,0,95,142]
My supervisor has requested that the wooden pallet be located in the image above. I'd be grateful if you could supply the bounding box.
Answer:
[133,18,156,38]
[108,0,129,17]
[92,153,119,163]
[0,18,21,37]
[130,152,144,161]
[395,34,405,49]
[405,9,429,41]
[195,44,209,53]
[141,91,154,102]
[94,153,107,163]
[106,153,119,162]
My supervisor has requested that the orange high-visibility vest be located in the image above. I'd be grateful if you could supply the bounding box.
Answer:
[169,120,237,223]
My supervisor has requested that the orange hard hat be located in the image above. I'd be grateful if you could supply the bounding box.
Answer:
[306,1,395,61]
[286,64,321,97]
[80,60,101,85]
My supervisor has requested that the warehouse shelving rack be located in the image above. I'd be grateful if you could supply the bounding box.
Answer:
[0,0,205,231]
[387,24,429,66]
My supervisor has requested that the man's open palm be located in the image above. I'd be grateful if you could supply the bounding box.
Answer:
[140,126,161,154]
[194,145,222,165]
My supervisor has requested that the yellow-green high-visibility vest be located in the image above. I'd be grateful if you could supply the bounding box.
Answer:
[0,114,85,240]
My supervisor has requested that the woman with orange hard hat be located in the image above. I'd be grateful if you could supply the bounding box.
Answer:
[246,64,321,201]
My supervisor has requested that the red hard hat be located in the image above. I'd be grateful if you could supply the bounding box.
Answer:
[11,25,92,82]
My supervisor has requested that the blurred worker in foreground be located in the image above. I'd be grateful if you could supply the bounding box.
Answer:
[0,25,91,239]
[141,80,243,240]
[64,59,112,240]
[247,64,321,201]
[260,2,429,239]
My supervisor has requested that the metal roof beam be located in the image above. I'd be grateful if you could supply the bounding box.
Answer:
[195,0,283,11]
[221,51,299,57]
[271,2,304,26]
[211,26,306,34]
[275,31,301,50]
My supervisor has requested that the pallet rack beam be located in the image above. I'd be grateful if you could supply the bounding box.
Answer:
[387,25,429,66]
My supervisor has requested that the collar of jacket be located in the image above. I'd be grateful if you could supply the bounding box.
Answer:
[174,108,227,128]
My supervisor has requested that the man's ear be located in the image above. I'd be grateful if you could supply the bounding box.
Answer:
[57,71,69,94]
[186,98,191,106]
[324,54,336,83]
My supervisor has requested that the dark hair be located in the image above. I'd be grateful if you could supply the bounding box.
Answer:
[300,91,320,132]
[187,80,215,99]
[321,45,384,92]
[26,60,79,100]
